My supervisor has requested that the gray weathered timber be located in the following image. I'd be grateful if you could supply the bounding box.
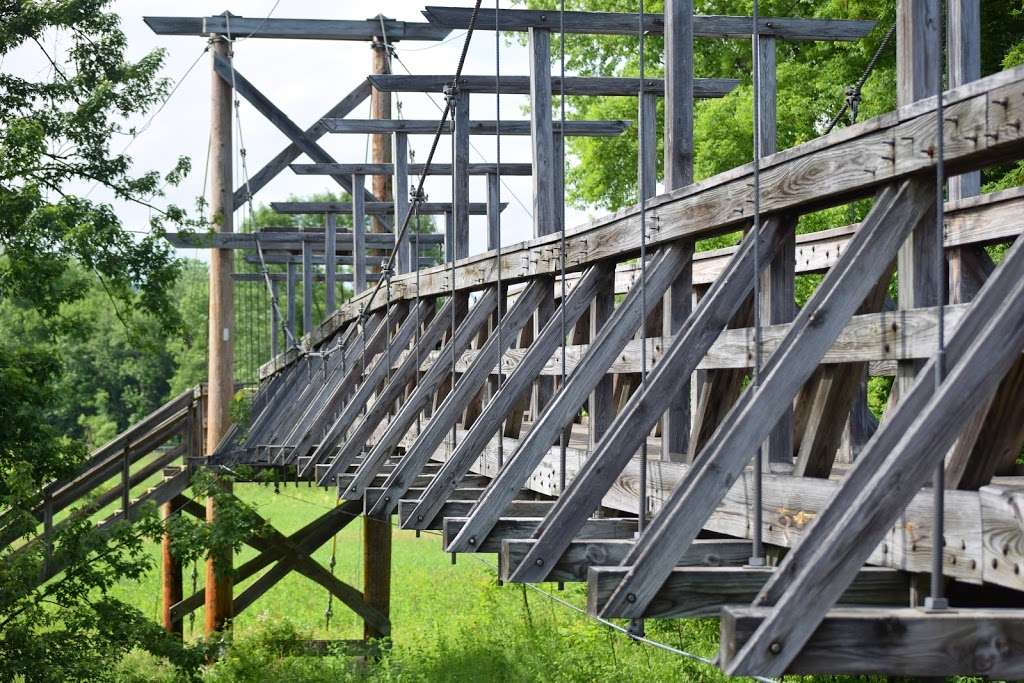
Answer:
[292,161,534,176]
[397,500,555,528]
[165,230,443,250]
[402,265,610,530]
[329,289,498,491]
[507,219,788,581]
[366,74,738,97]
[270,201,496,215]
[210,54,379,208]
[421,6,875,40]
[443,517,639,553]
[300,299,452,479]
[502,539,750,583]
[724,221,1024,677]
[144,16,451,41]
[352,174,367,294]
[530,29,556,239]
[590,567,908,619]
[595,180,933,617]
[302,240,313,334]
[366,280,550,519]
[486,174,501,251]
[284,65,1024,363]
[589,270,615,450]
[242,254,435,268]
[393,132,411,274]
[452,90,470,261]
[448,246,691,553]
[232,80,370,206]
[320,119,631,136]
[722,607,1024,678]
[325,213,337,312]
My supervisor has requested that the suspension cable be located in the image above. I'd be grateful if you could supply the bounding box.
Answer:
[823,21,897,134]
[495,0,505,468]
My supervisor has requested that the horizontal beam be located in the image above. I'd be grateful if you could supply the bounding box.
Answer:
[270,201,498,215]
[721,607,1024,678]
[291,162,534,176]
[243,254,437,267]
[442,517,639,553]
[321,118,630,136]
[164,231,444,250]
[422,7,875,41]
[588,567,908,619]
[144,16,453,41]
[367,74,739,97]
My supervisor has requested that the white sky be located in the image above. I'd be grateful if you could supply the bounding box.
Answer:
[58,1,607,260]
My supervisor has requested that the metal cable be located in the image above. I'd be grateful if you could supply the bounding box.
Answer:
[823,21,897,134]
[495,0,505,468]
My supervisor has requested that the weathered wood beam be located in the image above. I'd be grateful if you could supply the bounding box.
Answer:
[144,16,452,41]
[292,161,534,176]
[270,201,497,215]
[590,567,908,619]
[165,231,444,250]
[443,517,639,553]
[722,607,1024,678]
[320,119,631,136]
[421,6,875,40]
[366,74,738,97]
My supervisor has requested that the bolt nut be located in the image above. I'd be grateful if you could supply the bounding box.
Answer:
[626,593,637,604]
[769,641,783,655]
[535,558,544,567]
[468,536,476,546]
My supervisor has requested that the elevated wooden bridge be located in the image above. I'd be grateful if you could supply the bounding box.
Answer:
[9,1,1024,678]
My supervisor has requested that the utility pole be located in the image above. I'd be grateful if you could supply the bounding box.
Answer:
[205,30,234,635]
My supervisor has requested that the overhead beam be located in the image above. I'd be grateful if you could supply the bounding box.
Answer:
[292,162,533,176]
[164,231,443,250]
[320,119,631,136]
[270,201,499,215]
[144,16,452,41]
[421,7,875,40]
[367,74,738,97]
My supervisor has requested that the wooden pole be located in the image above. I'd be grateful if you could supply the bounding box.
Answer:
[204,30,234,635]
[161,496,183,637]
[204,477,233,634]
[363,30,392,643]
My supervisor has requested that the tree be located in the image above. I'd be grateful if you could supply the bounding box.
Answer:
[0,2,203,679]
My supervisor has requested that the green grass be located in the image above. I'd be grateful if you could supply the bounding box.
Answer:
[108,484,894,682]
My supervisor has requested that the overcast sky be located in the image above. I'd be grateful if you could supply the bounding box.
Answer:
[71,0,609,261]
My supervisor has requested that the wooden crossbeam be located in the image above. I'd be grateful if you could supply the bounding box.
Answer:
[270,201,496,215]
[366,74,738,97]
[401,264,612,531]
[319,119,631,136]
[332,289,497,492]
[242,254,436,268]
[589,567,908,619]
[397,499,555,528]
[365,278,551,519]
[442,517,639,553]
[144,16,452,41]
[292,162,534,176]
[421,6,875,40]
[722,607,1024,678]
[724,225,1024,677]
[447,245,691,552]
[501,539,751,583]
[165,231,444,249]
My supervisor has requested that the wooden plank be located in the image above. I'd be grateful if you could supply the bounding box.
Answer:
[590,566,908,619]
[486,173,500,251]
[270,201,495,215]
[144,16,452,41]
[442,517,639,553]
[352,175,367,293]
[324,213,337,313]
[401,266,608,530]
[293,161,534,176]
[422,7,875,40]
[365,279,549,518]
[530,29,556,239]
[724,234,1024,677]
[301,239,313,333]
[502,538,749,583]
[722,607,1024,678]
[166,230,443,249]
[398,499,555,527]
[448,246,690,552]
[452,89,470,261]
[320,119,630,136]
[591,180,934,616]
[393,133,411,274]
[366,74,738,97]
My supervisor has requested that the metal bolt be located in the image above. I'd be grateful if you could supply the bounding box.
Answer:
[468,536,476,546]
[535,558,544,567]
[626,593,637,604]
[769,641,783,655]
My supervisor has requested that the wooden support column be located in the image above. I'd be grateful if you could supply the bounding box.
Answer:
[756,35,793,465]
[661,0,694,461]
[370,37,392,236]
[302,237,314,335]
[895,0,941,399]
[204,31,233,634]
[529,27,556,237]
[353,174,367,293]
[452,89,470,260]
[270,280,280,357]
[286,261,297,340]
[204,478,233,634]
[553,131,565,235]
[161,495,184,637]
[589,273,614,450]
[443,210,455,263]
[394,131,411,273]
[486,172,500,251]
[325,213,337,313]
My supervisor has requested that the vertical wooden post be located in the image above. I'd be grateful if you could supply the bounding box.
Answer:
[486,172,500,251]
[443,209,455,263]
[553,131,565,235]
[589,277,615,450]
[302,236,314,335]
[286,261,297,340]
[161,496,184,637]
[452,89,470,260]
[756,36,794,465]
[353,174,367,294]
[529,28,556,237]
[204,30,234,635]
[895,0,941,399]
[204,477,233,634]
[661,0,693,462]
[394,131,411,273]
[638,92,657,201]
[270,279,280,357]
[325,213,337,313]
[364,30,393,644]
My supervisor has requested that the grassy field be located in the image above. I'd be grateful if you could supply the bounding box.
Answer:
[108,483,891,682]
